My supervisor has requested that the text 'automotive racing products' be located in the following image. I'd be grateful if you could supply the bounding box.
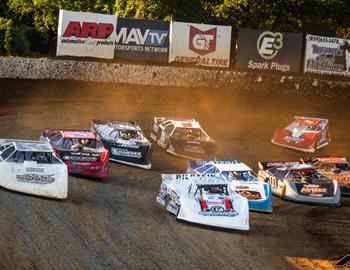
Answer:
[157,174,249,230]
[91,119,153,169]
[257,161,340,206]
[271,116,330,152]
[0,139,67,199]
[187,160,272,212]
[301,156,350,195]
[150,117,216,160]
[41,129,109,179]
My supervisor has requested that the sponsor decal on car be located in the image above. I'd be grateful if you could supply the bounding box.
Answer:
[199,207,238,217]
[111,148,142,158]
[16,174,55,184]
[63,155,98,162]
[297,183,330,197]
[26,167,45,173]
[239,190,262,200]
[184,145,204,154]
[284,135,304,143]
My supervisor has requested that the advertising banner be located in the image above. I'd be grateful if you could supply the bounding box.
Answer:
[115,18,169,62]
[304,34,350,76]
[57,9,118,59]
[169,21,232,67]
[235,28,302,73]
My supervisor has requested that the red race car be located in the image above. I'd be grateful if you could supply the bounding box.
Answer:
[271,116,330,153]
[41,129,109,179]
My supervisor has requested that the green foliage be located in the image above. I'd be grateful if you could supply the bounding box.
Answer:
[0,0,350,56]
[0,17,13,55]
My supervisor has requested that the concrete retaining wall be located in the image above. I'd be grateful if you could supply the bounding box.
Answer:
[0,57,349,97]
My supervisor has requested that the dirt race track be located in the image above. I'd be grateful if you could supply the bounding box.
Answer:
[0,78,349,270]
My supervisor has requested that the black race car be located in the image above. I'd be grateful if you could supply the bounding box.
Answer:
[92,120,152,169]
[150,117,216,160]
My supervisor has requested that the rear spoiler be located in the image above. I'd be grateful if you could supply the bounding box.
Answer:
[295,116,328,123]
[154,116,196,124]
[92,119,138,126]
[258,161,300,170]
[301,156,347,164]
[188,160,238,169]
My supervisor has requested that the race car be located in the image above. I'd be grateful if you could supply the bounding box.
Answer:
[150,117,216,159]
[301,156,350,195]
[271,116,330,152]
[0,139,67,199]
[157,174,249,230]
[41,129,109,178]
[187,160,272,212]
[257,161,340,206]
[91,119,152,169]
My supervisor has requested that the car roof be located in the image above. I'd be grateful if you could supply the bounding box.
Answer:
[172,120,201,129]
[211,162,252,172]
[61,130,96,139]
[294,116,328,126]
[194,176,227,185]
[1,140,52,152]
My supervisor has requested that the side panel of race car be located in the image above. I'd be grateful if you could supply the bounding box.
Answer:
[101,139,152,169]
[272,129,319,152]
[282,180,341,206]
[244,183,273,212]
[0,162,68,199]
[58,149,109,178]
[166,138,216,160]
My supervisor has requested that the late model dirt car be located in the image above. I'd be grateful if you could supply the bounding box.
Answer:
[187,160,272,212]
[271,116,330,152]
[301,156,350,195]
[257,161,340,206]
[156,174,249,230]
[91,119,152,169]
[150,117,216,160]
[41,129,109,179]
[0,139,67,199]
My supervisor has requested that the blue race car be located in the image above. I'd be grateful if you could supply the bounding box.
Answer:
[187,160,272,213]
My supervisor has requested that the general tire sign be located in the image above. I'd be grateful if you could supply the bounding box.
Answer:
[169,21,232,67]
[57,10,118,59]
[115,18,169,62]
[304,34,350,76]
[235,28,302,73]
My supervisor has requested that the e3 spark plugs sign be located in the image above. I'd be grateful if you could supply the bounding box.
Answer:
[169,21,232,67]
[57,10,118,59]
[115,18,169,62]
[235,28,302,72]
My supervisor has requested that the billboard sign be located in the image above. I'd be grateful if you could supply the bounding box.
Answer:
[57,10,118,59]
[114,18,169,62]
[235,28,303,73]
[169,21,232,67]
[304,34,350,76]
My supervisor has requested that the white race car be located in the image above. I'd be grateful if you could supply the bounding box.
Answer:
[0,139,68,199]
[157,174,249,230]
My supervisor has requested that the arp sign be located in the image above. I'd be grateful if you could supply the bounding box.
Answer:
[116,27,168,46]
[63,21,114,39]
[189,26,217,55]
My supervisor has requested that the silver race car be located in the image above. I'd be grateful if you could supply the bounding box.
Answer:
[150,117,216,160]
[157,174,249,230]
[0,139,68,199]
[257,161,340,206]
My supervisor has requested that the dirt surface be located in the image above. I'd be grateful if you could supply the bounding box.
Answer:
[0,78,349,270]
